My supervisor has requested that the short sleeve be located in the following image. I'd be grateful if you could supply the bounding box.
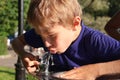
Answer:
[24,29,44,48]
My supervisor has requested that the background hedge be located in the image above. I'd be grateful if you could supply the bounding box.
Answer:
[0,36,7,55]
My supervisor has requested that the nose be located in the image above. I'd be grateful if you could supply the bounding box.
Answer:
[44,40,51,48]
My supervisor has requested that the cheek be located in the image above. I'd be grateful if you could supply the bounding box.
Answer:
[56,37,72,51]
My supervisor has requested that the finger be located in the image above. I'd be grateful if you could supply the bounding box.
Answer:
[26,61,40,73]
[24,57,31,63]
[28,60,40,67]
[28,61,36,67]
[27,66,37,73]
[34,61,40,66]
[25,58,39,66]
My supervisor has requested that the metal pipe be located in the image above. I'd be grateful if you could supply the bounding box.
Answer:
[15,0,26,80]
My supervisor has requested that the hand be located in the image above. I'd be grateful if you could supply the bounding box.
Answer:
[59,64,99,80]
[21,53,40,73]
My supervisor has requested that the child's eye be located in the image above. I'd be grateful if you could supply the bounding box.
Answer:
[48,34,57,39]
[49,35,56,38]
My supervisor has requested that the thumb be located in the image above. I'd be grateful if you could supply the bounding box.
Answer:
[24,57,31,63]
[34,61,40,66]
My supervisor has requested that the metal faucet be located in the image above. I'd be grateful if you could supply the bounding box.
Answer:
[38,52,51,75]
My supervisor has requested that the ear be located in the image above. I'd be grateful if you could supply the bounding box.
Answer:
[73,16,81,30]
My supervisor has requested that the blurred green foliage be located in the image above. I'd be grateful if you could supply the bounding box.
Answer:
[0,1,30,54]
[79,0,120,33]
[0,36,7,55]
[0,0,120,37]
[0,0,30,37]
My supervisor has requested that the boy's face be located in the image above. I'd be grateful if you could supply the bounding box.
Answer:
[35,24,79,54]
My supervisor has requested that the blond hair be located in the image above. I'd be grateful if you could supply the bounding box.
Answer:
[27,0,82,28]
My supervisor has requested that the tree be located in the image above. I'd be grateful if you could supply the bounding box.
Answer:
[0,0,120,37]
[108,0,120,17]
[0,0,30,37]
[0,1,18,36]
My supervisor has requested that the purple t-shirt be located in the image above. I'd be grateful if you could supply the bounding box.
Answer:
[24,23,120,71]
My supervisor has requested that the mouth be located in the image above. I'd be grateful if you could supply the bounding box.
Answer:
[50,50,57,54]
[49,49,57,54]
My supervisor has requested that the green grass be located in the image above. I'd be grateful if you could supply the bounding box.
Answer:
[0,66,38,80]
[0,66,15,80]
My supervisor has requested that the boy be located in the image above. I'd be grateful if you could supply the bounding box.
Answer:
[11,0,120,80]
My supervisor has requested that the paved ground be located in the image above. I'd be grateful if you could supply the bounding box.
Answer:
[0,50,18,68]
[0,47,41,69]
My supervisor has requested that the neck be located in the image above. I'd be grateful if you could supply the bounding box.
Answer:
[73,25,81,41]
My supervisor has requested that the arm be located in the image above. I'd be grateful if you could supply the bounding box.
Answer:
[11,34,39,73]
[98,60,120,76]
[11,34,27,56]
[59,60,120,80]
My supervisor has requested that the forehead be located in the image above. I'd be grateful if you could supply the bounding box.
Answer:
[35,24,63,36]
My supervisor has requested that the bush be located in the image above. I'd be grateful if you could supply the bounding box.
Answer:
[82,13,110,33]
[0,36,8,55]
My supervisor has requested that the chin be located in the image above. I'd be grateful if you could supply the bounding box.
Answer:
[57,50,65,54]
[50,50,57,54]
[50,49,66,54]
[51,52,57,54]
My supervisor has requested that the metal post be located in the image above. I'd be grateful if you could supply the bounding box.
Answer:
[18,0,24,35]
[15,0,26,80]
